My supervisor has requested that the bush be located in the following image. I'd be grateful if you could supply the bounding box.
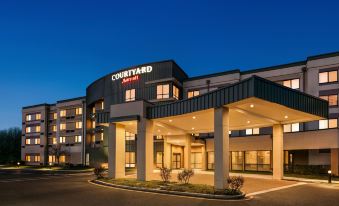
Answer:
[177,169,194,184]
[94,166,106,179]
[226,176,244,194]
[160,167,172,183]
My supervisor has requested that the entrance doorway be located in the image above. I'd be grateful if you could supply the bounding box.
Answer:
[172,153,182,169]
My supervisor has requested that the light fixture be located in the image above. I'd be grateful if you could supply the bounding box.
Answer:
[169,119,173,123]
[167,132,171,135]
[157,129,161,132]
[284,115,288,119]
[328,170,332,174]
[247,120,250,124]
[328,170,332,183]
[192,116,196,119]
[250,104,254,108]
[192,127,195,130]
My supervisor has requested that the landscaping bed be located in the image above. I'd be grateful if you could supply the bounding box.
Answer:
[92,178,245,200]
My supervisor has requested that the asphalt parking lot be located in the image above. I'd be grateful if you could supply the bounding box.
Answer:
[1,169,339,206]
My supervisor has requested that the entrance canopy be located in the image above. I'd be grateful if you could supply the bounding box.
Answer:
[114,76,328,135]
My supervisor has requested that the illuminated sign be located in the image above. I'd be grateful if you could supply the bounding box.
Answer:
[112,66,153,81]
[122,75,139,84]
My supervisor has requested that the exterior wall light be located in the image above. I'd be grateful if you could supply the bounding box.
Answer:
[250,104,254,108]
[17,162,20,168]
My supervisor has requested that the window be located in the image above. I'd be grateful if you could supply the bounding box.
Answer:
[60,110,66,117]
[75,107,83,115]
[125,89,136,102]
[53,112,57,120]
[319,119,338,129]
[188,90,200,98]
[34,138,40,144]
[101,101,104,110]
[320,95,338,106]
[36,113,41,120]
[59,155,66,163]
[60,123,66,130]
[125,132,135,140]
[26,114,32,121]
[207,152,214,170]
[245,128,259,135]
[100,133,104,141]
[75,121,82,129]
[173,85,179,100]
[26,127,31,133]
[36,126,41,133]
[156,152,164,168]
[157,84,169,99]
[92,121,96,128]
[319,71,338,83]
[34,155,40,162]
[48,155,56,163]
[155,135,163,140]
[232,151,244,170]
[25,155,31,162]
[25,139,31,145]
[75,135,82,143]
[283,79,300,89]
[92,106,96,114]
[125,152,136,168]
[284,123,300,133]
[191,152,202,169]
[52,137,57,144]
[60,136,66,143]
[52,125,57,132]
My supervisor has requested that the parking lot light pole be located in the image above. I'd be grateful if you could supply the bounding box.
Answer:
[328,170,332,183]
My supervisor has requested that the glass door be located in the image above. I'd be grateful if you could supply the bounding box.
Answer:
[172,153,181,169]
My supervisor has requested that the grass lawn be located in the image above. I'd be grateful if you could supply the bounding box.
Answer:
[100,178,240,195]
[0,165,93,171]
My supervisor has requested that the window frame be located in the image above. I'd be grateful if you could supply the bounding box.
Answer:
[125,89,136,102]
[156,84,170,99]
[319,70,338,84]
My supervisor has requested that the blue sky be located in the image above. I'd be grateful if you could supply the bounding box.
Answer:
[0,0,339,129]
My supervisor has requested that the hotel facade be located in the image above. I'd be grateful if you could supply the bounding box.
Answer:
[22,52,339,189]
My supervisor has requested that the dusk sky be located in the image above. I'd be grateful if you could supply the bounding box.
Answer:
[1,0,339,129]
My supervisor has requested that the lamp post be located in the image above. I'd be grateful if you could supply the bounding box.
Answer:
[49,162,52,169]
[328,170,332,183]
[17,162,20,168]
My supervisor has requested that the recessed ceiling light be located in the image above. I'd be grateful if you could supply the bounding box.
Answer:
[157,129,161,132]
[192,127,195,130]
[167,132,171,135]
[284,115,288,119]
[250,104,254,108]
[169,119,173,122]
[247,120,250,124]
[192,116,196,119]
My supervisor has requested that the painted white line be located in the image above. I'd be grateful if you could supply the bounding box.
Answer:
[247,182,307,196]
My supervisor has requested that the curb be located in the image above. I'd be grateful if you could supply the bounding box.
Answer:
[90,179,246,200]
[283,177,339,184]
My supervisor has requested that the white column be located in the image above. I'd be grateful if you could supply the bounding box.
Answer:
[163,136,171,168]
[214,107,230,190]
[184,134,192,169]
[108,123,125,179]
[273,124,284,180]
[137,118,154,181]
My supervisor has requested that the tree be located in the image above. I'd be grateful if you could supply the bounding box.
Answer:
[0,127,21,164]
[49,144,70,165]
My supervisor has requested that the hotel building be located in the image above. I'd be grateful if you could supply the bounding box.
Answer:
[22,51,339,189]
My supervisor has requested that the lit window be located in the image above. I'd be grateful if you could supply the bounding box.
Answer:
[35,138,40,144]
[173,85,179,100]
[92,121,96,128]
[125,89,136,102]
[76,107,83,115]
[52,125,57,132]
[188,90,200,98]
[157,84,169,99]
[26,127,31,133]
[319,119,338,129]
[36,113,41,120]
[75,121,82,129]
[75,135,82,143]
[284,123,299,132]
[60,136,66,143]
[60,110,66,117]
[36,126,41,133]
[320,95,338,106]
[26,114,32,121]
[229,131,232,135]
[101,101,104,110]
[92,107,96,114]
[125,132,135,140]
[49,155,56,163]
[155,135,163,140]
[319,71,338,83]
[52,137,57,144]
[125,152,136,168]
[100,133,104,141]
[59,155,66,163]
[91,135,96,143]
[26,139,31,145]
[60,123,66,130]
[53,113,57,120]
[245,128,259,135]
[34,155,40,162]
[283,79,300,89]
[25,155,31,162]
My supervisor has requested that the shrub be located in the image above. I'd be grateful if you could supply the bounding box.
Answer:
[226,176,244,195]
[177,169,194,184]
[160,167,172,183]
[94,166,106,179]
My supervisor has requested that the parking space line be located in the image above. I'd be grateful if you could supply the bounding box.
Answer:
[247,182,307,196]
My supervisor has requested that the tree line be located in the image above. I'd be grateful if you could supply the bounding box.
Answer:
[0,127,21,164]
